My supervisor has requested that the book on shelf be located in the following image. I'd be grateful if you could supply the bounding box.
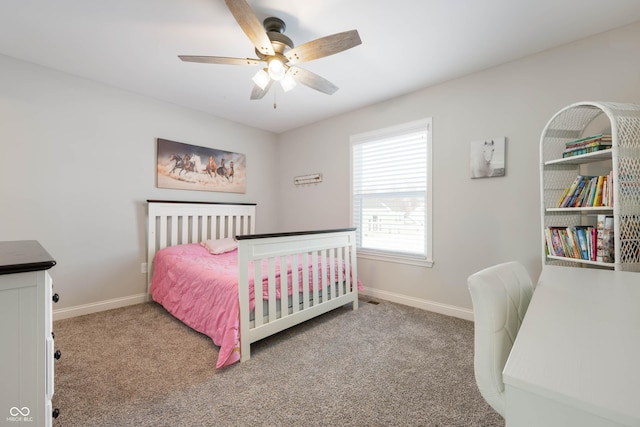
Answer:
[602,216,615,263]
[593,175,605,206]
[553,227,568,257]
[562,145,611,158]
[545,226,598,261]
[574,226,590,260]
[562,133,612,158]
[557,175,587,207]
[548,227,566,257]
[599,171,613,206]
[565,228,581,259]
[608,170,614,205]
[605,171,613,205]
[544,228,557,257]
[596,215,605,262]
[580,176,597,207]
[564,133,612,148]
[555,184,573,208]
[555,173,613,208]
[566,177,587,207]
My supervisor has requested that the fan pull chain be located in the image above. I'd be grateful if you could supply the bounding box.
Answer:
[273,89,277,109]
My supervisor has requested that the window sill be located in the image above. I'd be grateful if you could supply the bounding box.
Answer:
[357,251,433,268]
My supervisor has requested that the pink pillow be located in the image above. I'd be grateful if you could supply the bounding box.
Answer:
[200,238,238,255]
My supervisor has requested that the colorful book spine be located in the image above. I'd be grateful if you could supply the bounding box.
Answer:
[563,133,612,148]
[593,175,605,206]
[558,176,586,207]
[581,177,597,207]
[545,225,602,261]
[544,228,557,256]
[574,226,590,260]
[562,134,612,158]
[562,145,611,158]
[556,174,613,208]
[566,178,587,207]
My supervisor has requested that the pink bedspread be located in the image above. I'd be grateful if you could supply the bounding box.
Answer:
[150,243,361,368]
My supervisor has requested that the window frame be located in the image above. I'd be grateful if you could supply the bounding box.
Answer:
[349,118,433,267]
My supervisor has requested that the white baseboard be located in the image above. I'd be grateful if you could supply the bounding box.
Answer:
[53,289,474,322]
[53,293,149,321]
[359,287,474,321]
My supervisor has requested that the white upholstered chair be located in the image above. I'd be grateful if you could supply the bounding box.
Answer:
[467,261,534,418]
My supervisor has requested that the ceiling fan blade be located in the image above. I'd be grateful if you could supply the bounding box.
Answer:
[289,67,338,95]
[179,55,262,66]
[225,0,275,56]
[285,30,361,64]
[250,80,273,100]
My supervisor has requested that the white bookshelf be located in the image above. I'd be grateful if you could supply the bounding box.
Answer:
[540,101,640,272]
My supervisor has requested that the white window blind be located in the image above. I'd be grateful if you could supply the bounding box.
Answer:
[351,118,432,265]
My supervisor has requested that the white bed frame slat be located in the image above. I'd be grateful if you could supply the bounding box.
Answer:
[291,255,300,313]
[341,248,347,296]
[147,200,358,365]
[253,261,264,327]
[267,259,277,323]
[279,257,288,319]
[311,252,319,307]
[329,249,337,298]
[301,254,310,310]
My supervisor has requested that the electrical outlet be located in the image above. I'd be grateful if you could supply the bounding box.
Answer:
[141,262,148,274]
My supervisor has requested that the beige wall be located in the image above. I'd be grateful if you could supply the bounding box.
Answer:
[2,22,639,319]
[0,55,278,315]
[275,22,640,318]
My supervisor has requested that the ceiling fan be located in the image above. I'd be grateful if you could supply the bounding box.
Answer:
[179,0,362,100]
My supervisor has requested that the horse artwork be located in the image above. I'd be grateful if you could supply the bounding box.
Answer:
[156,138,246,193]
[470,137,506,179]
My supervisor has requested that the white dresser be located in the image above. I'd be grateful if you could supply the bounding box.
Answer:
[0,241,59,427]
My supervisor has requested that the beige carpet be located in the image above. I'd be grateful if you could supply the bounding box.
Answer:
[51,298,504,427]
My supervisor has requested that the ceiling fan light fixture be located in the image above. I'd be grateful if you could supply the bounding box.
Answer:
[252,68,270,89]
[178,3,362,101]
[267,58,286,81]
[280,71,297,92]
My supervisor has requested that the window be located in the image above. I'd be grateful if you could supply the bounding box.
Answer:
[350,118,433,267]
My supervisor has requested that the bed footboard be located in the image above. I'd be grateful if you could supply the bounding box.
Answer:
[237,229,358,362]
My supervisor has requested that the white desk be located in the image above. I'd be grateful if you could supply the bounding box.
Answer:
[503,265,640,427]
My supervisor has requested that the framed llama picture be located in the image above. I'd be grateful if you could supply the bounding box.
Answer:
[156,138,246,193]
[470,137,506,179]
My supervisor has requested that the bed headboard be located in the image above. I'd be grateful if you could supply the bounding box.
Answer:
[146,200,256,291]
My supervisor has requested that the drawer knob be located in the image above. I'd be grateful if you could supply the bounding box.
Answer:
[51,331,55,339]
[54,350,61,360]
[52,408,60,418]
[52,293,60,303]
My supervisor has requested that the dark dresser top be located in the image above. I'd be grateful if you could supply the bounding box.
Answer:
[0,240,56,275]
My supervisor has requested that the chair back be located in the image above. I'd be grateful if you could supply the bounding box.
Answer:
[467,261,534,417]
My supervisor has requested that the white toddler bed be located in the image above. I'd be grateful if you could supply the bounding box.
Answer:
[146,200,359,367]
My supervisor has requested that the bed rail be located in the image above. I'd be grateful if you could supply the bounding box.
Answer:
[237,228,358,362]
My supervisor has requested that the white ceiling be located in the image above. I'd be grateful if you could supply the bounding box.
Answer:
[1,0,640,134]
